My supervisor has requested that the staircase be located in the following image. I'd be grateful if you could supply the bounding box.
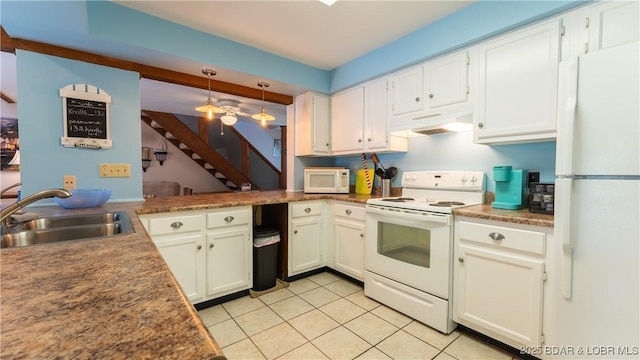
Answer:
[142,110,263,191]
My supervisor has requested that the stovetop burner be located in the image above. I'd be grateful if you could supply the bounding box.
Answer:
[428,201,466,207]
[381,197,414,202]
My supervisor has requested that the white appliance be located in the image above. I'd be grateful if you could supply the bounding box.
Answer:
[554,42,639,353]
[303,167,349,194]
[365,171,485,334]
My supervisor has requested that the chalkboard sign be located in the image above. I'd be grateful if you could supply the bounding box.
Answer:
[66,98,107,139]
[60,84,112,149]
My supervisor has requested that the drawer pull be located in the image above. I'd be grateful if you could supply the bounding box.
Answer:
[209,243,214,249]
[224,216,235,223]
[345,209,352,215]
[197,245,202,250]
[304,207,311,213]
[458,257,464,263]
[488,232,505,241]
[170,222,183,229]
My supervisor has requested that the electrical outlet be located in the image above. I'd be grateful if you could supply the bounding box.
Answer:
[99,163,131,178]
[63,175,76,190]
[528,171,540,184]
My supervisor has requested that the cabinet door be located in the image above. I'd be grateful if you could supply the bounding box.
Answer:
[455,244,544,347]
[587,1,639,53]
[364,78,390,151]
[427,51,469,108]
[475,20,560,144]
[331,86,364,153]
[389,65,424,117]
[206,228,251,298]
[289,216,323,276]
[155,234,206,302]
[334,218,365,281]
[313,94,331,154]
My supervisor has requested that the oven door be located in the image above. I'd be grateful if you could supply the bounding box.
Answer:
[365,205,452,299]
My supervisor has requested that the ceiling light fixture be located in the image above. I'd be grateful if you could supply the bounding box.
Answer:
[221,112,237,126]
[195,68,224,120]
[251,82,275,126]
[318,0,338,6]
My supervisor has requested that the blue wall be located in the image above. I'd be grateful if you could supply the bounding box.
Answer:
[333,132,556,192]
[16,50,143,203]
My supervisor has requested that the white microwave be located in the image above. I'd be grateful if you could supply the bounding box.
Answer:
[304,167,350,194]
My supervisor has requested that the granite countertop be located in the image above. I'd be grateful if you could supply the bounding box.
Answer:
[454,204,554,228]
[0,190,550,358]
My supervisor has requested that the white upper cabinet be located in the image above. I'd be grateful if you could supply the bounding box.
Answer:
[475,19,561,145]
[426,51,470,109]
[389,65,425,119]
[588,1,639,53]
[331,78,407,155]
[295,92,331,156]
[561,1,639,59]
[331,86,364,153]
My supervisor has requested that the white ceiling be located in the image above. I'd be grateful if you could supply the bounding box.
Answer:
[2,1,474,126]
[114,0,473,71]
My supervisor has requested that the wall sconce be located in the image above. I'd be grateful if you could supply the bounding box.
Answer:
[142,158,151,172]
[154,139,168,166]
[142,147,151,172]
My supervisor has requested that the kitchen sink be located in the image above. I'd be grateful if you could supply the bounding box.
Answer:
[1,212,134,249]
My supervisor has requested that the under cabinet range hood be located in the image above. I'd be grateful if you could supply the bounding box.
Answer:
[390,104,474,137]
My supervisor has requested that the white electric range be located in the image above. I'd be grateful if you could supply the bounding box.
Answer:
[364,171,485,334]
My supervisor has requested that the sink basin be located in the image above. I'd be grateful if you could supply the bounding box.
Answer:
[1,212,134,249]
[9,212,125,231]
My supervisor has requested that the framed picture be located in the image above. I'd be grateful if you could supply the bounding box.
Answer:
[273,138,281,157]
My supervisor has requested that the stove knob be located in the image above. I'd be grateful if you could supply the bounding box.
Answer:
[404,174,410,181]
[461,175,468,183]
[471,175,478,183]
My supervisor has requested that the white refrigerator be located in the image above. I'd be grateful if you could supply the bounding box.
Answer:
[554,41,639,357]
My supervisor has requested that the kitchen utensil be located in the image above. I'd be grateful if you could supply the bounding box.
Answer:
[386,167,398,179]
[372,153,385,171]
[376,168,385,178]
[361,153,372,190]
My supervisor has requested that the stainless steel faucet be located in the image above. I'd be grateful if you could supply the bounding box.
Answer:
[0,188,72,226]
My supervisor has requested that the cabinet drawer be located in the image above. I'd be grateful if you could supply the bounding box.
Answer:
[291,202,323,218]
[206,208,250,229]
[458,221,545,256]
[334,203,365,221]
[147,214,203,236]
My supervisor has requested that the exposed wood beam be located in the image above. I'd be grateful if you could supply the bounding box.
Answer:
[0,26,293,105]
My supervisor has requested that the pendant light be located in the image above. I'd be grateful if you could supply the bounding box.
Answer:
[195,68,223,120]
[251,82,275,126]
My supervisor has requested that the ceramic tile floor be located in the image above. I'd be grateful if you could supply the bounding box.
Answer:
[198,272,522,360]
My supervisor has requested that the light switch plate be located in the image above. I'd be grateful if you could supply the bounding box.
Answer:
[99,163,131,178]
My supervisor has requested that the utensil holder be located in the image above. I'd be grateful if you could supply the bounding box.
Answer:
[382,179,391,197]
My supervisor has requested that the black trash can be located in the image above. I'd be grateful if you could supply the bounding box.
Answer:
[252,227,280,291]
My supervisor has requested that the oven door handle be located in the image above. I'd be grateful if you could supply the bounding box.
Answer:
[366,205,450,224]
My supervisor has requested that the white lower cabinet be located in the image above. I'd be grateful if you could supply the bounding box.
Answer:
[454,218,553,354]
[331,202,365,281]
[288,201,324,277]
[139,206,252,304]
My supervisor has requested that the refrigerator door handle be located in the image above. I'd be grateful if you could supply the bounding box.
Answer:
[556,178,574,299]
[556,56,579,176]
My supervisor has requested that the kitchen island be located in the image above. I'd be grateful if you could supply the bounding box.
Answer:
[0,190,551,358]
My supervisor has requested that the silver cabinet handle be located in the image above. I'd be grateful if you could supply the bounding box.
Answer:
[170,222,183,229]
[345,209,352,215]
[488,232,505,241]
[224,216,234,223]
[209,243,214,249]
[304,207,311,213]
[197,245,202,250]
[477,123,484,128]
